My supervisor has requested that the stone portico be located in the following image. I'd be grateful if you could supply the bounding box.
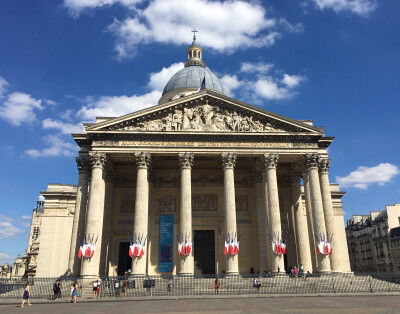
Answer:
[35,38,351,278]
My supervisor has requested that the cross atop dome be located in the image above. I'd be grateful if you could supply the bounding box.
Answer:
[192,28,198,44]
[185,29,205,68]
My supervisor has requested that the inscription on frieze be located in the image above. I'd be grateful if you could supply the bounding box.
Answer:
[158,195,176,212]
[120,197,135,213]
[192,194,218,211]
[235,195,248,212]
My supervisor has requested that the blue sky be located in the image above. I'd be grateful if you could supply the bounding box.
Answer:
[0,0,399,264]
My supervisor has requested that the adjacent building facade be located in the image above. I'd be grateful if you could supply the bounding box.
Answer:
[19,38,351,278]
[346,204,400,272]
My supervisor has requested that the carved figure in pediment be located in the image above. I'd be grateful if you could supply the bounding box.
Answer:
[121,103,291,133]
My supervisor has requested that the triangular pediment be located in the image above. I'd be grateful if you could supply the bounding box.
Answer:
[86,90,323,134]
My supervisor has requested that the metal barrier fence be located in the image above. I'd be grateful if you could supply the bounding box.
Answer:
[0,277,82,300]
[1,273,400,300]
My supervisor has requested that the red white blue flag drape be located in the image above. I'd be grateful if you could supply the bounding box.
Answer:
[78,234,98,259]
[224,233,241,256]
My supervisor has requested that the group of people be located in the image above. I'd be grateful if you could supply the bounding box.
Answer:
[288,264,304,278]
[20,280,78,308]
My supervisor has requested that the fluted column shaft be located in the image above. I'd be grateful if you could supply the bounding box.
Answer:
[302,171,317,272]
[81,152,107,278]
[68,156,90,276]
[254,171,269,273]
[132,152,151,276]
[99,169,116,276]
[179,153,194,275]
[305,154,331,273]
[290,173,312,273]
[263,154,284,273]
[221,153,238,274]
[319,158,350,272]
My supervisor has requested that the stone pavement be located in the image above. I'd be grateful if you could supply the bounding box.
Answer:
[1,294,400,313]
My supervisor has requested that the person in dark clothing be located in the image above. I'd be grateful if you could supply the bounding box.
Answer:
[52,280,58,300]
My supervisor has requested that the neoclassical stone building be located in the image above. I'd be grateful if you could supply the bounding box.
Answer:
[36,38,351,278]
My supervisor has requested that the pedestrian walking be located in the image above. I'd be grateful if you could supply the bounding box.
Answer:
[104,279,110,297]
[52,280,58,300]
[20,282,31,308]
[167,278,172,293]
[96,280,101,298]
[72,282,78,303]
[92,280,98,299]
[214,278,219,294]
[257,276,262,293]
[121,279,128,297]
[57,280,62,299]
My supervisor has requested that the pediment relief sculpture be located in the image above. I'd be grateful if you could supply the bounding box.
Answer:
[108,103,298,133]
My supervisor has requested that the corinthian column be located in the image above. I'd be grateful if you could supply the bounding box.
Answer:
[68,156,90,276]
[178,152,194,275]
[290,171,312,273]
[132,152,151,276]
[304,153,331,273]
[302,170,317,272]
[319,158,349,272]
[263,153,284,273]
[81,152,108,279]
[221,153,238,274]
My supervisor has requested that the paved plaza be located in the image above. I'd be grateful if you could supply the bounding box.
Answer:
[1,295,400,313]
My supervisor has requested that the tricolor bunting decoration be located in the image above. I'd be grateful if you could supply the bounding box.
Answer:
[269,233,287,255]
[129,233,147,258]
[78,233,98,259]
[176,233,193,256]
[223,232,241,256]
[316,233,333,255]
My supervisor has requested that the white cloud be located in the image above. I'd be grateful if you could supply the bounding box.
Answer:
[107,0,279,59]
[21,215,31,220]
[0,92,43,126]
[220,75,243,97]
[0,76,9,98]
[64,0,142,17]
[336,163,400,189]
[77,62,183,121]
[0,253,14,264]
[147,62,184,91]
[25,134,78,158]
[240,62,274,75]
[0,215,14,223]
[282,74,307,88]
[254,77,295,100]
[278,18,304,33]
[309,0,377,16]
[0,221,24,239]
[77,90,161,121]
[42,118,83,134]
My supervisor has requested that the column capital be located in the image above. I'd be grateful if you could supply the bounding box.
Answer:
[89,152,108,169]
[304,153,320,170]
[178,152,194,169]
[221,152,237,169]
[135,152,151,169]
[76,156,90,173]
[318,158,331,173]
[263,153,279,169]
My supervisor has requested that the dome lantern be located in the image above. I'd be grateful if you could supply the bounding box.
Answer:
[184,29,205,68]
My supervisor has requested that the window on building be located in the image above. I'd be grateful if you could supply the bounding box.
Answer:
[32,227,39,240]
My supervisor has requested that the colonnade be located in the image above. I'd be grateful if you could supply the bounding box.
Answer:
[67,151,344,278]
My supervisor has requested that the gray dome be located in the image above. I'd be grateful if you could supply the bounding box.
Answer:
[162,66,227,96]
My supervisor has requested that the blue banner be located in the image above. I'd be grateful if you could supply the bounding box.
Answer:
[158,215,173,272]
